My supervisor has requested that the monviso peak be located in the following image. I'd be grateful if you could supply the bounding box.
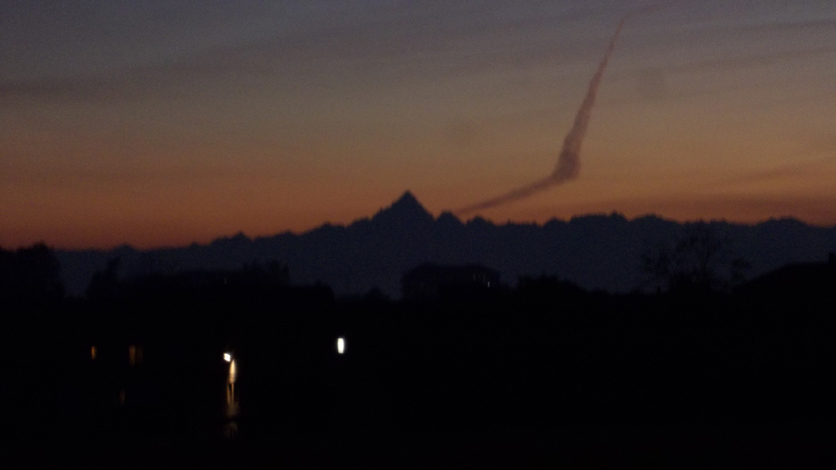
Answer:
[371,191,435,227]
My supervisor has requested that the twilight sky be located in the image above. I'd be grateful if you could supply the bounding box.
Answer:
[2,0,835,249]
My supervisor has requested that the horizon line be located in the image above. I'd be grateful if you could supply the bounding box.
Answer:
[37,208,825,253]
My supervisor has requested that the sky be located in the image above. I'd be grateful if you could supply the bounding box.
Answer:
[2,0,835,249]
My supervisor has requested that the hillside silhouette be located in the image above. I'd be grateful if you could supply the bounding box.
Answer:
[7,225,836,466]
[58,191,836,298]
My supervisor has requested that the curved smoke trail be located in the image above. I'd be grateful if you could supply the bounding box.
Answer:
[457,10,652,216]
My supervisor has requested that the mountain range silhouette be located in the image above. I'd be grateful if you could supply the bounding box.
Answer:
[58,191,836,297]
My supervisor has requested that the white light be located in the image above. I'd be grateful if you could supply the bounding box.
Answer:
[337,337,345,354]
[223,353,232,362]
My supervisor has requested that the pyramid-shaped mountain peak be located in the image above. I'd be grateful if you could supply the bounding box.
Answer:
[371,191,434,225]
[392,191,424,211]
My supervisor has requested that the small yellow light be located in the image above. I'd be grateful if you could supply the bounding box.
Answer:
[91,346,97,360]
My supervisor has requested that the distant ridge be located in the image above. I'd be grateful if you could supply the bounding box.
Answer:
[379,191,428,217]
[57,192,836,298]
[370,191,435,227]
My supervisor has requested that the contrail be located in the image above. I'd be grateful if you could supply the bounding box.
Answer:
[457,9,654,215]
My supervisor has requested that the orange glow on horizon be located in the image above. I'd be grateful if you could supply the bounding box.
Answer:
[2,3,834,249]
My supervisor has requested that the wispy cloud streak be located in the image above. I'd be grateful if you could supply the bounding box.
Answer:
[457,9,655,215]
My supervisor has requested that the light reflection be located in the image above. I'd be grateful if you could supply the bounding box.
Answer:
[90,346,97,360]
[128,345,143,366]
[228,359,237,383]
[337,337,345,354]
[224,358,239,438]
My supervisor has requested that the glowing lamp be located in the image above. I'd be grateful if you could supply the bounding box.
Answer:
[223,353,232,363]
[337,337,345,354]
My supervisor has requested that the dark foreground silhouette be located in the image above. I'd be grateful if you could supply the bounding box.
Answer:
[4,250,836,468]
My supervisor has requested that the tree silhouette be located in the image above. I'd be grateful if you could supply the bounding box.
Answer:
[642,223,750,294]
[86,257,122,300]
[0,243,64,304]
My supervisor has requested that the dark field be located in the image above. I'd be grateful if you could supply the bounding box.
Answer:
[5,282,836,468]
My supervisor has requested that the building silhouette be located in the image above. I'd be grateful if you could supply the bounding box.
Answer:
[401,263,499,300]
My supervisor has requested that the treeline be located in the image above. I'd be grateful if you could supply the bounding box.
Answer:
[0,243,64,307]
[4,244,836,466]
